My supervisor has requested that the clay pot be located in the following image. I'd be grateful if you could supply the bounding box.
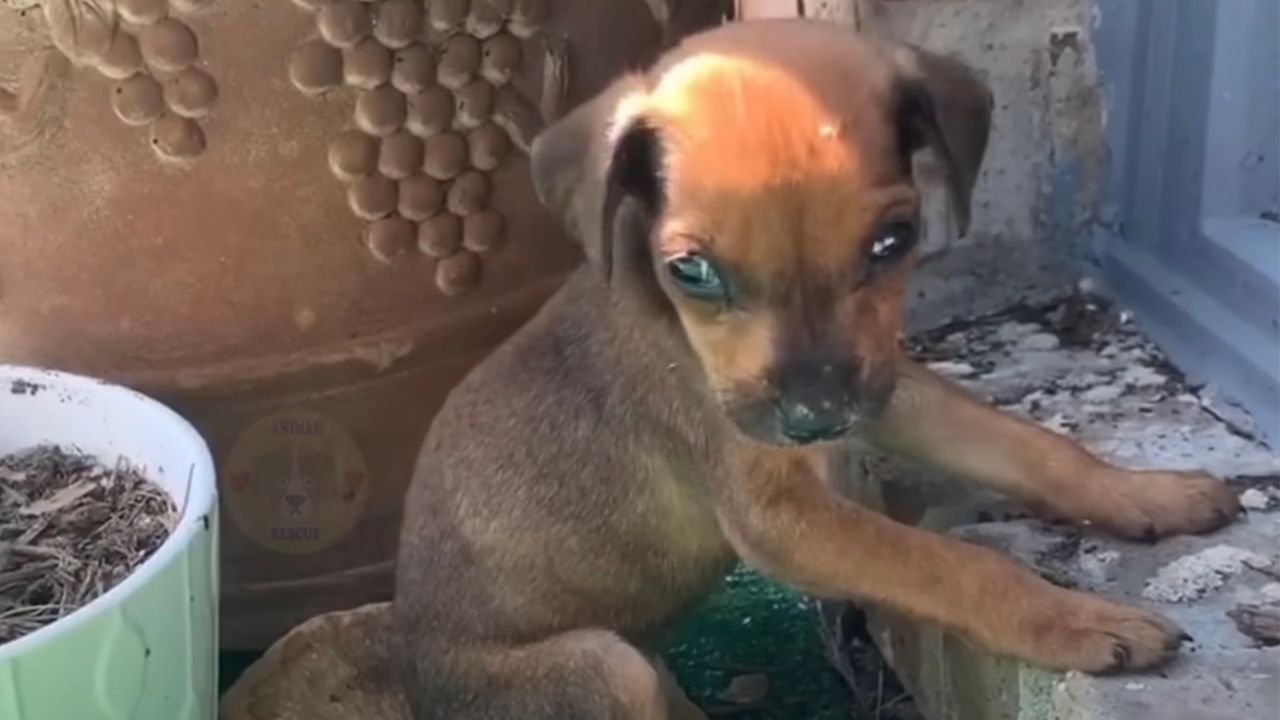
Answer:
[0,0,730,648]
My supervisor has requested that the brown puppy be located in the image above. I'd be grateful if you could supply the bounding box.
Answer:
[393,19,1241,720]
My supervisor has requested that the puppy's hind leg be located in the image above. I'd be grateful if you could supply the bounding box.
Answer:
[406,629,687,720]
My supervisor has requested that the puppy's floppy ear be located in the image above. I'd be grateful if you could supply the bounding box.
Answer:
[529,75,664,285]
[890,45,994,238]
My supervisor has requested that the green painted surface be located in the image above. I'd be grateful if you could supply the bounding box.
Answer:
[663,566,856,719]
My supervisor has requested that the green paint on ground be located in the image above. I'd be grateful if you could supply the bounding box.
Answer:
[663,565,856,719]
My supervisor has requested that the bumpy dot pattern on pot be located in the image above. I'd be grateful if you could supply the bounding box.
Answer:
[41,2,223,162]
[289,0,549,297]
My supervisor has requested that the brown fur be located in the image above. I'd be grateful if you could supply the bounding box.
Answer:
[393,20,1240,720]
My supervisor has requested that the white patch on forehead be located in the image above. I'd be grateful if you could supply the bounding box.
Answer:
[606,90,650,147]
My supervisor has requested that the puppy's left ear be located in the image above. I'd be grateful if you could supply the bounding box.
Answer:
[529,74,663,287]
[891,45,994,238]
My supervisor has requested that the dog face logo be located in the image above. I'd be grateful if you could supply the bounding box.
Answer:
[223,410,369,556]
[531,21,991,446]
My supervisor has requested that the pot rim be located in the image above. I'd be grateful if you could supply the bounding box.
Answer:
[0,364,218,663]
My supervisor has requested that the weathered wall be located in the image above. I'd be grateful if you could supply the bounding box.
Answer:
[802,0,1107,330]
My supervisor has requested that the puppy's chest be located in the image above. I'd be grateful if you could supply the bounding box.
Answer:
[637,454,733,572]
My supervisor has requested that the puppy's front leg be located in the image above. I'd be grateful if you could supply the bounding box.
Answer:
[716,451,1184,672]
[863,359,1240,541]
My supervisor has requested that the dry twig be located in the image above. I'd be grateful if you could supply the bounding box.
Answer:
[0,444,175,645]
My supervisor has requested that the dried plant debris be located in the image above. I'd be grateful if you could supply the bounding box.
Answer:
[0,444,176,645]
[818,602,920,720]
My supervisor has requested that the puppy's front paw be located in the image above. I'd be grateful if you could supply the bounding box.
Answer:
[1090,469,1242,542]
[1013,590,1186,674]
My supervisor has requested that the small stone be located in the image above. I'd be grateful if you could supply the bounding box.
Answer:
[1227,603,1280,646]
[925,360,977,378]
[1077,549,1120,586]
[994,322,1039,344]
[1262,583,1280,602]
[1019,332,1061,351]
[1120,365,1167,388]
[1240,488,1273,511]
[1079,384,1124,403]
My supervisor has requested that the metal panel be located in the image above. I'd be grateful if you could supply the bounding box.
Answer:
[1093,0,1280,444]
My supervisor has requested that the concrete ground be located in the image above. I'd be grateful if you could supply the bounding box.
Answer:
[857,291,1280,720]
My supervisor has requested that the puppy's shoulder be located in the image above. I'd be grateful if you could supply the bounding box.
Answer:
[426,269,635,452]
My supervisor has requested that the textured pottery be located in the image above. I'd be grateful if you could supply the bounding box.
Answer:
[0,0,730,648]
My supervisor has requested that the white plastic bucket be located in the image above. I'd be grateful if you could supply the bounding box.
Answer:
[0,365,219,720]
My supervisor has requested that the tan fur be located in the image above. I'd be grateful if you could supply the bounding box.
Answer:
[393,20,1240,720]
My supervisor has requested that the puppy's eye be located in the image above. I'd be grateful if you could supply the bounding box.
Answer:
[868,221,918,263]
[666,253,727,302]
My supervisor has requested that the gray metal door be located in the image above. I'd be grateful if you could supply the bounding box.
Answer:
[1093,0,1280,443]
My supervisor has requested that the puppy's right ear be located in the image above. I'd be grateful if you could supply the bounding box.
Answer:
[530,75,658,284]
[889,44,993,239]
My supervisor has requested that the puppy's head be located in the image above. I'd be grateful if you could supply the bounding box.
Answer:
[531,20,992,446]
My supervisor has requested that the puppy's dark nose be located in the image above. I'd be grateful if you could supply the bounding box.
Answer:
[774,359,857,443]
[778,396,850,443]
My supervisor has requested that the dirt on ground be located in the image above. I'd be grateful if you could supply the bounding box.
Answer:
[0,444,177,645]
